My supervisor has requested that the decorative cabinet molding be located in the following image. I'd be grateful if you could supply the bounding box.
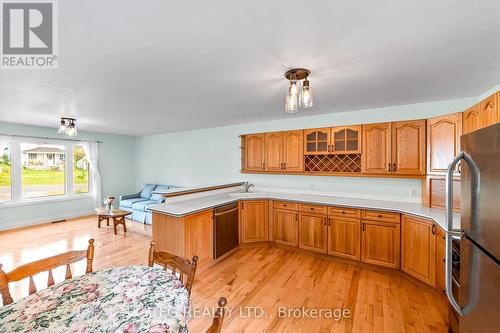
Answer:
[463,104,481,134]
[480,92,499,128]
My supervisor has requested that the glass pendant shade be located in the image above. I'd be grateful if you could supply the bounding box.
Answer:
[58,119,66,133]
[66,122,77,137]
[300,79,313,108]
[285,90,298,113]
[289,80,298,97]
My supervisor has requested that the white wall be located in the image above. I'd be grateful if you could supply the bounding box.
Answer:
[0,122,136,230]
[134,96,479,203]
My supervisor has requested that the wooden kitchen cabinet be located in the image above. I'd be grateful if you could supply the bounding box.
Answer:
[427,113,462,176]
[331,126,361,154]
[480,92,499,128]
[273,209,298,246]
[245,134,265,171]
[265,132,284,171]
[239,200,268,243]
[391,120,426,175]
[304,128,330,154]
[362,123,392,174]
[463,103,482,134]
[283,130,304,171]
[299,212,328,253]
[327,217,360,260]
[435,226,446,295]
[401,215,436,287]
[361,219,401,269]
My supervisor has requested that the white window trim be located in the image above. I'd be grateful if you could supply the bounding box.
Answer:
[0,137,93,206]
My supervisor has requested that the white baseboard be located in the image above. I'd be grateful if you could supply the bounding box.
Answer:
[0,210,95,232]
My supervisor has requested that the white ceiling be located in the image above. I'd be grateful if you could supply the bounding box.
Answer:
[1,0,499,136]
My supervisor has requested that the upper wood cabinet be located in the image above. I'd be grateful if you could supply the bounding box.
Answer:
[362,121,425,175]
[327,216,360,260]
[298,212,328,253]
[283,130,304,171]
[480,92,499,128]
[304,128,330,154]
[391,120,426,175]
[361,123,392,174]
[463,104,481,134]
[273,209,298,246]
[331,126,361,154]
[401,215,436,287]
[239,200,268,243]
[427,113,462,176]
[265,132,284,171]
[245,134,265,171]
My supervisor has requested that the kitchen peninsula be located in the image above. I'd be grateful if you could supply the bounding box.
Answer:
[148,184,460,291]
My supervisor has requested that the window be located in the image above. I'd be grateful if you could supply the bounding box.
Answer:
[0,140,11,202]
[21,143,66,199]
[73,146,90,194]
[0,138,92,204]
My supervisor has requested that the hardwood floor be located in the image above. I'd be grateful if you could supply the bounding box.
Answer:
[0,216,448,332]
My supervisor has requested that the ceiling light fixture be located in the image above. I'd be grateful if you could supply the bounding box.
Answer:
[284,68,313,113]
[57,117,78,137]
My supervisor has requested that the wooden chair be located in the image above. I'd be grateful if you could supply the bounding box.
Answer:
[205,297,228,333]
[148,241,198,296]
[0,239,95,306]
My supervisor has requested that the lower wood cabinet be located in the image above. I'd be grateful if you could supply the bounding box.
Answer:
[401,215,436,286]
[273,209,298,246]
[298,212,328,253]
[327,217,361,260]
[435,226,446,295]
[361,219,401,269]
[239,200,268,243]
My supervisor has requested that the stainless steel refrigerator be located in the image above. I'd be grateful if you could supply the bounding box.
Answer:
[446,123,500,332]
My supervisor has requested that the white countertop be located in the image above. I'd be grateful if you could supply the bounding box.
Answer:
[147,189,460,231]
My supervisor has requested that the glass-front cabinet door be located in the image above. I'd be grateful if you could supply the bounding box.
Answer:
[304,128,330,154]
[332,126,361,154]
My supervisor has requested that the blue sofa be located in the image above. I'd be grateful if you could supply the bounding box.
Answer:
[119,184,178,225]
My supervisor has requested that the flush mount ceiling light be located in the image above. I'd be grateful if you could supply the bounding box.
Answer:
[284,68,313,113]
[57,117,78,137]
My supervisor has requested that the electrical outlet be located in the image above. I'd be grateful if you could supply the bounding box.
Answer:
[409,189,418,199]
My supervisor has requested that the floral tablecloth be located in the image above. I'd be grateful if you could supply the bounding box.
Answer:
[0,266,190,333]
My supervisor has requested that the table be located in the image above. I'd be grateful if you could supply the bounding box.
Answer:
[95,208,132,234]
[0,266,190,333]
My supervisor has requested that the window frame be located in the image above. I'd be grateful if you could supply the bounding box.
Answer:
[0,137,93,205]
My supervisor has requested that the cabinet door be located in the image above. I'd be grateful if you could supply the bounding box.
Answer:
[283,130,304,172]
[240,200,268,243]
[480,92,499,128]
[391,120,426,175]
[463,104,481,134]
[427,113,462,176]
[265,132,283,171]
[299,212,327,253]
[327,217,360,260]
[304,128,330,155]
[361,220,400,268]
[436,226,446,296]
[361,123,392,174]
[401,215,436,287]
[331,126,361,154]
[245,134,265,171]
[273,209,298,246]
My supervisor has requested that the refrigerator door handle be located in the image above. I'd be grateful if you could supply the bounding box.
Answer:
[445,151,481,316]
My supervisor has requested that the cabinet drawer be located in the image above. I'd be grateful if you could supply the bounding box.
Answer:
[273,201,298,211]
[299,203,328,215]
[328,206,361,218]
[362,210,400,223]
